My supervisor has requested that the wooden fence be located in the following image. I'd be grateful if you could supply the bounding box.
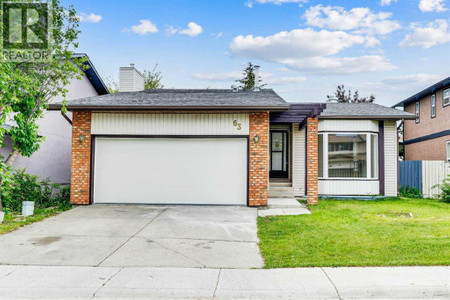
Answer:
[399,160,450,198]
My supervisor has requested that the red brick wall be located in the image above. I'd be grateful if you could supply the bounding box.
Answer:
[70,111,91,205]
[306,117,319,205]
[249,112,269,206]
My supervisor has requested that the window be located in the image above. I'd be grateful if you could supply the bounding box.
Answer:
[443,89,450,107]
[447,141,450,163]
[415,101,420,123]
[318,133,379,179]
[431,94,436,118]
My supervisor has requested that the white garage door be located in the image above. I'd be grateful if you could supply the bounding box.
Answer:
[93,137,248,205]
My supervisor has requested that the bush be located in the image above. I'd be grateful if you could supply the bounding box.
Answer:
[1,169,71,212]
[399,186,423,198]
[435,175,450,203]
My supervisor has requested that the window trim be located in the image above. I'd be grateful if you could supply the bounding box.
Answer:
[415,101,420,123]
[443,88,450,108]
[431,94,436,118]
[447,141,450,163]
[318,132,379,180]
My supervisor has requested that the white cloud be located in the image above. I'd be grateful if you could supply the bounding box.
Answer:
[380,0,397,6]
[230,28,395,74]
[165,25,178,36]
[365,36,381,47]
[399,19,450,48]
[279,55,395,74]
[213,32,223,38]
[130,20,158,35]
[77,12,102,23]
[303,5,401,35]
[179,22,203,37]
[382,73,444,86]
[246,0,307,8]
[419,0,447,12]
[230,29,366,59]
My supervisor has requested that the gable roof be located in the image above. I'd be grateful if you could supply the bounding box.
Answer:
[320,103,415,120]
[392,76,450,108]
[48,89,290,111]
[73,53,109,96]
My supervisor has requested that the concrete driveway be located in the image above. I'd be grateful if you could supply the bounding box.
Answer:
[0,205,263,268]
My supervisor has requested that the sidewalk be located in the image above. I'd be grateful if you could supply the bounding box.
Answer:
[0,265,448,299]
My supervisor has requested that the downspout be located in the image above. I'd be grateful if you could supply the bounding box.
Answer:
[61,111,73,125]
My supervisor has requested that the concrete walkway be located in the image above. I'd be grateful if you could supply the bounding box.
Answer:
[0,265,448,299]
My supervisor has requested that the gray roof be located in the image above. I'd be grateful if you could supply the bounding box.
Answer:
[48,89,289,111]
[320,103,415,120]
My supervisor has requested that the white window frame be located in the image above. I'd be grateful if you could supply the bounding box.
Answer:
[431,94,436,118]
[415,101,420,123]
[443,89,450,107]
[447,141,450,163]
[318,132,379,180]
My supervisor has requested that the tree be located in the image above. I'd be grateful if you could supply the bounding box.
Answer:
[143,64,164,90]
[104,75,119,94]
[236,62,265,91]
[0,0,85,211]
[328,85,375,103]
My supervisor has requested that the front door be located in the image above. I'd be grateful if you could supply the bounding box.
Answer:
[270,130,289,178]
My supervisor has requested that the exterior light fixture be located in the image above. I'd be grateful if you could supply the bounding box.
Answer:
[79,135,86,143]
[254,135,259,143]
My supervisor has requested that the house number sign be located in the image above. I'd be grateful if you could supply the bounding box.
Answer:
[233,120,242,130]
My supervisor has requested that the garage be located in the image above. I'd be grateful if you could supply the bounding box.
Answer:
[92,137,248,205]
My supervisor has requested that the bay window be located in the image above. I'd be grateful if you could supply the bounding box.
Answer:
[318,133,379,179]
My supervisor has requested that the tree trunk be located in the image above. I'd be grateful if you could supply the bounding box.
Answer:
[5,150,19,167]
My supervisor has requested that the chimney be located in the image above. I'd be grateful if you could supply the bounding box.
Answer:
[253,65,260,92]
[119,63,145,92]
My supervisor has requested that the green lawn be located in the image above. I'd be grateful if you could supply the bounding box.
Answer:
[258,197,450,268]
[0,207,71,235]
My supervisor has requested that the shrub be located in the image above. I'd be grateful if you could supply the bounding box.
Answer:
[435,175,450,203]
[399,186,423,198]
[1,169,71,211]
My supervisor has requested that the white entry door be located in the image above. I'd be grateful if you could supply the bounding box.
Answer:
[93,137,248,205]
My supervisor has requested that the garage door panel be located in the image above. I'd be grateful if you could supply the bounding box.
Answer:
[93,138,247,205]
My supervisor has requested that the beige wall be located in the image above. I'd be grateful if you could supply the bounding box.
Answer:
[404,88,450,140]
[404,87,450,161]
[405,135,449,161]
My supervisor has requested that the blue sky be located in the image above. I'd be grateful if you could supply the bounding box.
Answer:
[63,0,450,106]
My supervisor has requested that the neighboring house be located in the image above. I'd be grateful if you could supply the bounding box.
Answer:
[393,77,450,162]
[49,67,414,206]
[1,53,108,184]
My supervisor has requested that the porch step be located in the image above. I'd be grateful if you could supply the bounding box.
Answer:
[268,187,295,198]
[269,182,292,187]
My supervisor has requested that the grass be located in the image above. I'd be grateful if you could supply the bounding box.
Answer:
[258,197,450,268]
[0,206,71,235]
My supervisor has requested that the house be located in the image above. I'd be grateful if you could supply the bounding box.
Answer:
[393,77,450,162]
[49,66,414,206]
[0,53,109,184]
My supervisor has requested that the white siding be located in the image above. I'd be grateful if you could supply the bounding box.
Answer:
[318,119,378,132]
[91,113,250,136]
[319,180,379,195]
[384,121,398,196]
[292,124,305,196]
